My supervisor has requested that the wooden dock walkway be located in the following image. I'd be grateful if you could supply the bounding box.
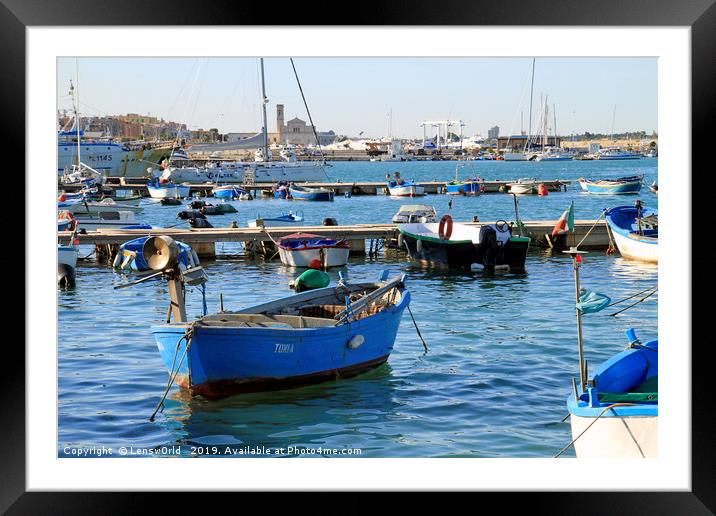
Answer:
[59,179,572,196]
[58,219,610,258]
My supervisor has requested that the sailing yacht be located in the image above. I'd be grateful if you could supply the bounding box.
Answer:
[163,59,329,184]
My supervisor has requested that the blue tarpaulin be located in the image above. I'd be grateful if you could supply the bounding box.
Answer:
[577,289,611,314]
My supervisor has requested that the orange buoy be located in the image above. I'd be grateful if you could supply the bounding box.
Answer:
[438,214,453,240]
[58,194,66,202]
[538,183,548,196]
[308,258,322,270]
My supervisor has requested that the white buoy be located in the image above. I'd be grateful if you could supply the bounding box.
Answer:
[347,335,365,349]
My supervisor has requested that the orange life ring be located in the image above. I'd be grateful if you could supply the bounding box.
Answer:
[438,214,453,240]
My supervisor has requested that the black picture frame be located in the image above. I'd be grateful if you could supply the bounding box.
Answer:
[6,0,712,512]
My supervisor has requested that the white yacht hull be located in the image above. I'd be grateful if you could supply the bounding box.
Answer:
[165,162,328,184]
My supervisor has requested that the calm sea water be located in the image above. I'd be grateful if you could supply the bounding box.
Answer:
[58,158,658,458]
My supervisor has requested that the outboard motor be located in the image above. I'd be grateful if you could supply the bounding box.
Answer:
[323,217,338,226]
[189,217,214,229]
[476,225,498,268]
[57,264,76,288]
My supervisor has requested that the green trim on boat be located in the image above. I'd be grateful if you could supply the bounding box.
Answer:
[397,228,472,245]
[597,392,658,403]
[509,236,531,243]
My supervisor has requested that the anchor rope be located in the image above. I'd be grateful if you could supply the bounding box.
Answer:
[406,305,429,352]
[604,218,617,254]
[149,324,195,422]
[555,402,637,458]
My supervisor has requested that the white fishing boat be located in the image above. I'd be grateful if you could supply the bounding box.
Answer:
[277,233,350,268]
[507,178,540,194]
[146,179,191,199]
[386,172,424,197]
[391,204,437,224]
[61,197,144,214]
[73,210,139,230]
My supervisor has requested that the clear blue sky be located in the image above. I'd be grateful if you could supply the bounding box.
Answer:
[57,57,657,138]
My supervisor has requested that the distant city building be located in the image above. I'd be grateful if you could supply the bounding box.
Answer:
[488,126,500,139]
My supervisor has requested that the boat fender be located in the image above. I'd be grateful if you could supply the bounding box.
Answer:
[397,233,404,248]
[438,214,453,240]
[538,183,548,196]
[347,335,365,350]
[416,239,423,253]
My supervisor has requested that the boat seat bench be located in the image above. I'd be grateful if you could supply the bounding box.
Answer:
[198,313,337,328]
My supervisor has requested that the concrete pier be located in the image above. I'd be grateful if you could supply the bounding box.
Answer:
[59,219,610,260]
[59,179,571,196]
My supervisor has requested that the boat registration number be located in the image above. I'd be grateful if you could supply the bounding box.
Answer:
[275,343,294,353]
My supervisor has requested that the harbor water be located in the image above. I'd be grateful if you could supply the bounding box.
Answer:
[58,158,658,458]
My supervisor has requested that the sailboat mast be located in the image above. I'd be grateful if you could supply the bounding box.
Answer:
[259,58,269,162]
[75,59,81,167]
[525,58,535,152]
[553,103,557,141]
[610,104,616,142]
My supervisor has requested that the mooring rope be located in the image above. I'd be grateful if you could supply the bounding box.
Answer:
[406,305,429,352]
[575,209,606,250]
[149,324,195,422]
[607,285,658,308]
[555,402,637,458]
[609,288,658,317]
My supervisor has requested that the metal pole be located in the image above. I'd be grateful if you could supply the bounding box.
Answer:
[526,58,535,152]
[573,255,586,392]
[259,58,269,162]
[512,193,523,237]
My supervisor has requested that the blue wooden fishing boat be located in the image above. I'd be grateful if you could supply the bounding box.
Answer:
[578,174,643,194]
[561,249,657,458]
[212,185,251,200]
[247,211,304,228]
[288,185,334,201]
[113,236,199,272]
[136,237,410,398]
[445,179,483,196]
[566,328,658,457]
[605,203,658,263]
